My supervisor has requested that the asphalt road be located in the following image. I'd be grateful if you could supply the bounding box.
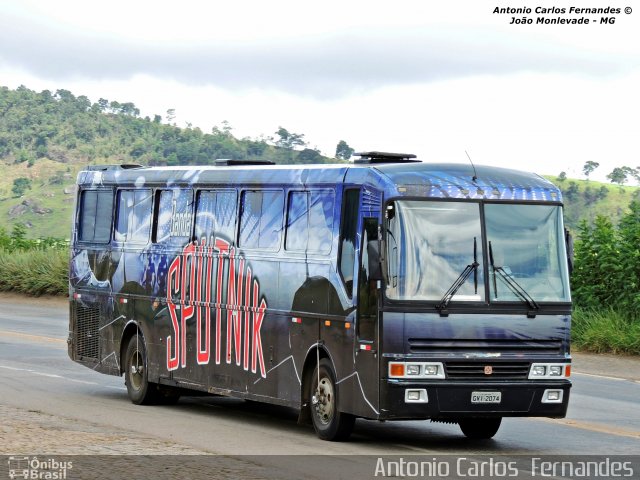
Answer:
[1,294,639,477]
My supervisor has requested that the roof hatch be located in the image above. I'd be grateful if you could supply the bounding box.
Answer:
[354,151,420,164]
[214,159,276,166]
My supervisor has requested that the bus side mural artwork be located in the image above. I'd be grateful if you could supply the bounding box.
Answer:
[68,153,573,441]
[165,237,267,378]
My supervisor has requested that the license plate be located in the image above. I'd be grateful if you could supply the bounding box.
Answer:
[471,391,501,404]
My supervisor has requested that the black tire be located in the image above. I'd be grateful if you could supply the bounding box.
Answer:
[459,417,502,439]
[310,358,355,441]
[124,333,159,405]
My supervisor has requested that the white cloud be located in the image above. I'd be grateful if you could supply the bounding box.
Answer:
[0,0,638,182]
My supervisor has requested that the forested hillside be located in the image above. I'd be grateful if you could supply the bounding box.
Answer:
[546,176,640,230]
[0,85,349,238]
[1,85,638,239]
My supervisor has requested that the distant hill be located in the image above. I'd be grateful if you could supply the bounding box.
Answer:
[0,86,342,238]
[1,86,637,239]
[544,176,640,230]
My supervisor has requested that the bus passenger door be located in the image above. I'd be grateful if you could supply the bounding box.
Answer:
[354,216,381,417]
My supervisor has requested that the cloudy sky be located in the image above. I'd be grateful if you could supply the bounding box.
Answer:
[1,0,638,181]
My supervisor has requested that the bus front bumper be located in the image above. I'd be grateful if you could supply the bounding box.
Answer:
[380,379,571,421]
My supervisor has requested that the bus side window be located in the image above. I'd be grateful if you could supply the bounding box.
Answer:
[152,189,193,244]
[285,190,334,253]
[285,191,308,251]
[239,190,284,250]
[153,190,173,243]
[358,218,379,340]
[195,190,237,244]
[338,189,360,297]
[78,190,113,243]
[308,190,334,253]
[115,189,152,244]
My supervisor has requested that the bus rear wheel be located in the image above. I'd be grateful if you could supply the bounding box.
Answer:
[459,417,502,439]
[124,333,159,405]
[310,358,355,441]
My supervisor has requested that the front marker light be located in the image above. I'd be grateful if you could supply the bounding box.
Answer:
[532,365,547,376]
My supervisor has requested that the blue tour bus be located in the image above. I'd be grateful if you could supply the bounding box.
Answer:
[68,152,572,440]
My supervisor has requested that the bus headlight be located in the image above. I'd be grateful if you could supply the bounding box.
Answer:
[529,363,570,379]
[424,365,440,376]
[531,365,547,377]
[549,366,563,376]
[389,362,445,379]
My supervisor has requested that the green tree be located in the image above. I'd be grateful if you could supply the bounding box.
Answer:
[617,200,640,312]
[563,181,579,201]
[12,177,32,197]
[582,161,599,180]
[166,108,176,125]
[335,140,355,161]
[296,148,323,163]
[556,171,567,183]
[597,185,609,200]
[10,223,28,250]
[583,186,597,205]
[275,127,306,150]
[607,167,629,187]
[571,216,621,310]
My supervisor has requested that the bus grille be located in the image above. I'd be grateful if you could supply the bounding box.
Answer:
[445,361,530,379]
[408,338,563,356]
[74,304,100,360]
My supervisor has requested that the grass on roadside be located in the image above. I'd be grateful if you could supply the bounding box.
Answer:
[0,248,68,296]
[572,306,640,355]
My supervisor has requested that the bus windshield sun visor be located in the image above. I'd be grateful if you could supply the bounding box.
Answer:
[437,237,479,314]
[489,241,539,317]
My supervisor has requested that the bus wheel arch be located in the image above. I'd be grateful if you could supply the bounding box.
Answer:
[120,322,180,405]
[123,329,157,405]
[119,321,144,376]
[298,345,330,426]
[299,348,355,441]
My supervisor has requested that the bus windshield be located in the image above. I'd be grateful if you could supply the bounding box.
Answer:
[386,201,484,302]
[485,203,570,303]
[385,201,570,304]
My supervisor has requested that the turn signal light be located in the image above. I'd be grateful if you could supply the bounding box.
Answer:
[389,363,405,377]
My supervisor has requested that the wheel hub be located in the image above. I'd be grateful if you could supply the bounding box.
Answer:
[129,351,144,390]
[313,376,334,424]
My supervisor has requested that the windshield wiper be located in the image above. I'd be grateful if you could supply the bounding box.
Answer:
[437,237,479,315]
[488,241,539,317]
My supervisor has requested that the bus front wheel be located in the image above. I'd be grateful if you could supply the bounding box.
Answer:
[459,417,502,439]
[124,333,157,405]
[310,358,355,441]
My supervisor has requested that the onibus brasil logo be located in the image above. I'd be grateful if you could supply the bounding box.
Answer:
[7,457,72,479]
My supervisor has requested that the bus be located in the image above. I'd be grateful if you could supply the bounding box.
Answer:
[68,152,572,441]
